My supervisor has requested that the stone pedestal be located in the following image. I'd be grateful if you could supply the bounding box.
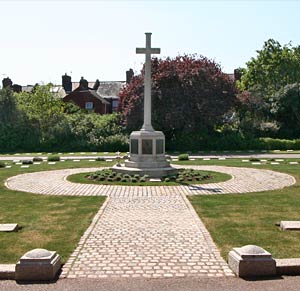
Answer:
[15,249,61,281]
[112,130,177,178]
[228,245,276,278]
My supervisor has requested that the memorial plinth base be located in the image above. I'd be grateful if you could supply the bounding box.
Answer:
[112,129,178,178]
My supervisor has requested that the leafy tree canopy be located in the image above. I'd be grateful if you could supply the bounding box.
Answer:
[119,54,237,140]
[238,39,300,97]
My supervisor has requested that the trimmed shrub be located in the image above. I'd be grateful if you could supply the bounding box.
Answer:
[22,160,33,165]
[0,161,5,168]
[48,155,60,162]
[178,154,189,161]
[33,157,43,162]
[96,157,105,161]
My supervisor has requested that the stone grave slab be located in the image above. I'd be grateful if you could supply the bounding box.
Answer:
[280,221,300,231]
[203,158,210,161]
[106,159,113,162]
[276,258,300,275]
[73,160,80,162]
[287,150,294,152]
[89,159,96,162]
[20,165,29,168]
[149,178,161,182]
[242,160,249,162]
[219,157,226,160]
[0,264,15,280]
[33,162,41,165]
[16,162,22,165]
[275,159,284,162]
[0,224,19,232]
[289,162,298,165]
[48,162,56,165]
[5,166,11,168]
[271,162,280,165]
[252,162,261,165]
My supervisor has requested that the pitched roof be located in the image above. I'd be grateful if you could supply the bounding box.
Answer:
[71,81,125,98]
[65,88,110,104]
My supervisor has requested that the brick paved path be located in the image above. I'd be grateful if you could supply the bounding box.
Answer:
[4,166,295,279]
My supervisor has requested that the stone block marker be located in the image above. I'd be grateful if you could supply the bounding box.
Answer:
[15,249,61,281]
[228,245,276,278]
[0,224,19,232]
[280,221,300,231]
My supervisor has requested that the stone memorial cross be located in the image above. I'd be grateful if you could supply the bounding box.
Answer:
[136,32,160,131]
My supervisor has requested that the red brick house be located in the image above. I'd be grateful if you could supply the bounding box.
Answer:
[62,77,111,114]
[62,75,126,114]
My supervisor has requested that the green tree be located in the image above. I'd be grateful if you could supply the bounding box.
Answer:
[0,88,39,151]
[16,84,66,147]
[271,83,300,137]
[238,39,300,97]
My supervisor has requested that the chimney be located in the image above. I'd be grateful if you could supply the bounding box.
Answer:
[126,68,134,84]
[62,73,72,93]
[93,79,100,91]
[79,77,89,90]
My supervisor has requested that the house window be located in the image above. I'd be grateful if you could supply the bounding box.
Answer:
[112,100,118,112]
[85,102,93,110]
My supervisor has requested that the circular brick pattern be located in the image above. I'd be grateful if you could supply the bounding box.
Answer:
[4,166,295,279]
[5,165,295,196]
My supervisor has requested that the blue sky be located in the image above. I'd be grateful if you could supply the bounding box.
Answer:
[1,0,299,85]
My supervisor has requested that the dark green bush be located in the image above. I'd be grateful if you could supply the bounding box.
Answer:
[0,161,5,168]
[178,154,189,161]
[22,160,33,165]
[96,157,105,161]
[48,155,60,161]
[33,157,43,162]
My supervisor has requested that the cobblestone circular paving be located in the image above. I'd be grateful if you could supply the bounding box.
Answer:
[4,165,295,279]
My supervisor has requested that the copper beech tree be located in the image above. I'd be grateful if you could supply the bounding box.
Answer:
[118,55,237,140]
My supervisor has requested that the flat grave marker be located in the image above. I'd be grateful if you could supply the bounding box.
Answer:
[280,221,300,231]
[0,224,19,232]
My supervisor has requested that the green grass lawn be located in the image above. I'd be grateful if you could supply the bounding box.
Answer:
[0,160,113,264]
[184,158,300,260]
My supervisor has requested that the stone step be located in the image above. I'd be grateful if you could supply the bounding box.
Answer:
[0,264,15,280]
[276,258,300,275]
